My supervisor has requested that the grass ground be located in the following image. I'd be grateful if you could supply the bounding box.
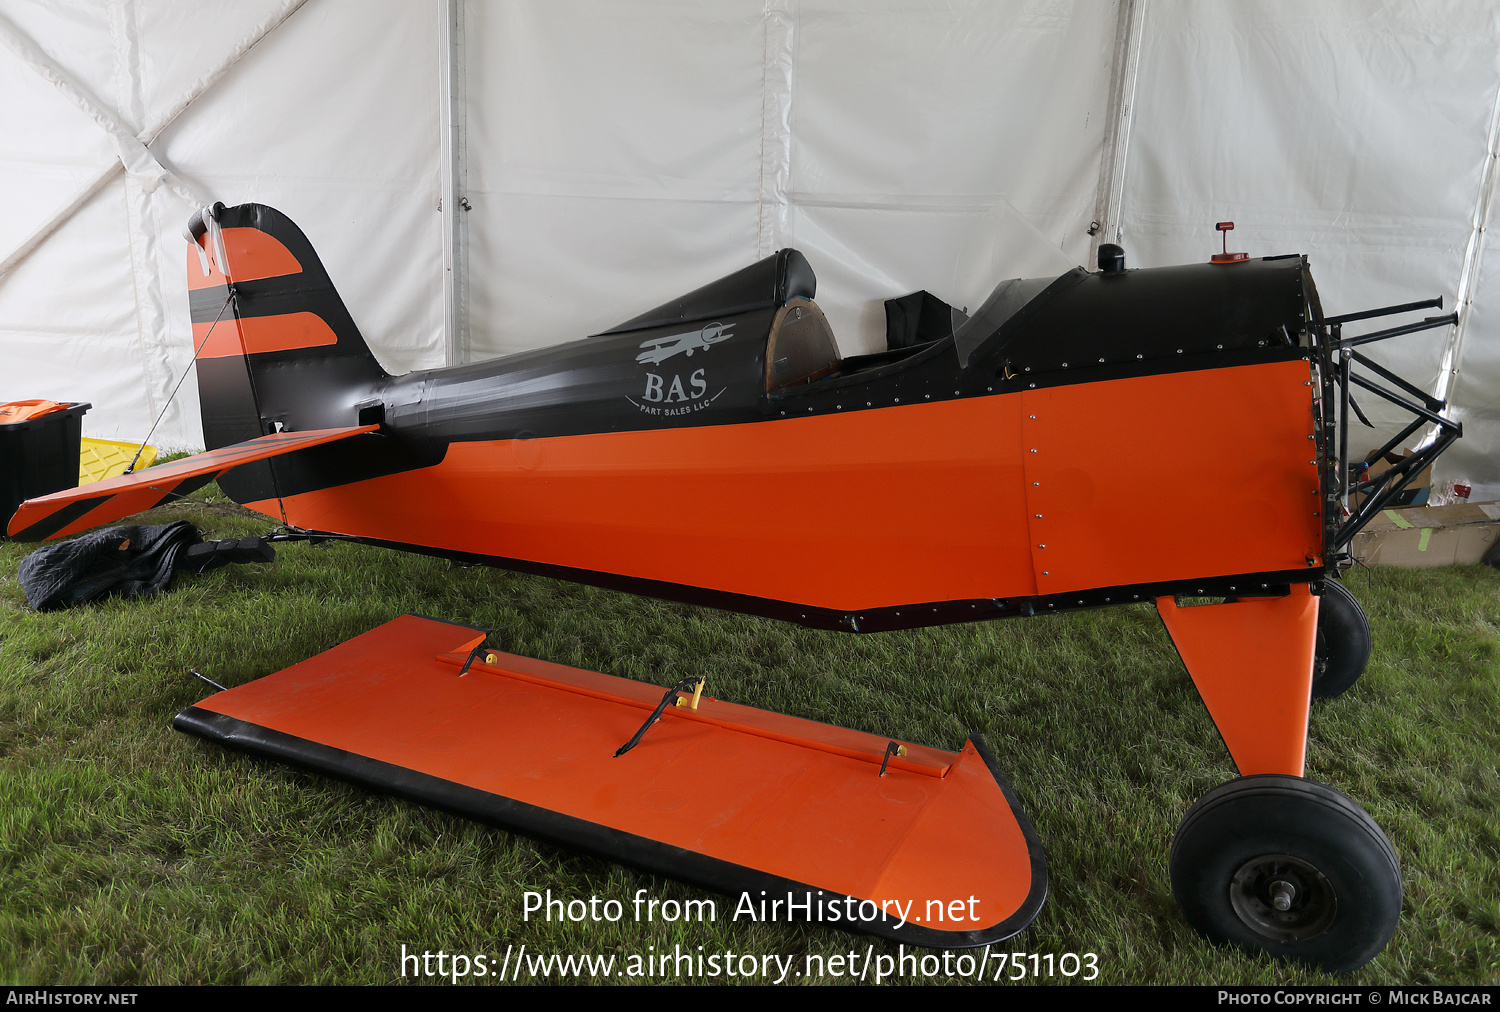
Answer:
[0,487,1496,986]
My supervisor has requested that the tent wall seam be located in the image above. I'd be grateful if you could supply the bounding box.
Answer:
[0,10,203,205]
[0,0,309,282]
[757,0,795,261]
[114,0,171,435]
[439,0,469,367]
[1431,71,1500,417]
[1092,0,1146,261]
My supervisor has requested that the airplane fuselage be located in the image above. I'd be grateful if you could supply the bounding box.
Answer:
[212,245,1325,632]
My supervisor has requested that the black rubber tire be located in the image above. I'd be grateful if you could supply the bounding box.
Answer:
[1170,775,1401,973]
[1312,580,1371,699]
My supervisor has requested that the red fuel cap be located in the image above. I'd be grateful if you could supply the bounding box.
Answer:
[1211,221,1248,263]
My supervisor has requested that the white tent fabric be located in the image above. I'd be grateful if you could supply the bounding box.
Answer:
[1120,1,1500,494]
[465,0,1115,356]
[1,0,1497,497]
[0,0,442,449]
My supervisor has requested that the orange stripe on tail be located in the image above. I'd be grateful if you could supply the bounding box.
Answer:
[187,227,303,289]
[194,312,339,359]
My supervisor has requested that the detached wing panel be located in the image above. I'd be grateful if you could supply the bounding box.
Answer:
[6,426,378,542]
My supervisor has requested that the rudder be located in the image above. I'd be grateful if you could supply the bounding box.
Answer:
[186,202,388,451]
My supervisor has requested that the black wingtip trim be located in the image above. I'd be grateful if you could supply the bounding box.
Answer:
[174,706,1048,949]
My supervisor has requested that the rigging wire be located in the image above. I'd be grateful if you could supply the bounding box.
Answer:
[125,291,233,474]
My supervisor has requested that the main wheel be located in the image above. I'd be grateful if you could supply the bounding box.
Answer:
[1170,775,1400,973]
[1312,580,1371,699]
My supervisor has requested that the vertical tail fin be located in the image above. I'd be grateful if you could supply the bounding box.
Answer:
[187,202,387,451]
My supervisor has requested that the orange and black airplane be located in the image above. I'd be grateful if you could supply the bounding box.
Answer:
[7,202,1460,971]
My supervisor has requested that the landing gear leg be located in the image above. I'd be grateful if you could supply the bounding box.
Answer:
[1156,585,1402,969]
[1156,585,1318,776]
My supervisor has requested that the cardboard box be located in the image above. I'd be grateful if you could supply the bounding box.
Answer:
[1348,501,1500,568]
[1351,450,1431,508]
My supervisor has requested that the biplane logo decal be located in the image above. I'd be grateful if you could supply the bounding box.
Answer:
[630,322,731,417]
[635,322,734,365]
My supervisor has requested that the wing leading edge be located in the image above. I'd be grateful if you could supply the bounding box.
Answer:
[5,425,378,543]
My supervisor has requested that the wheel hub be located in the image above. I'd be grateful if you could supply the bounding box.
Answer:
[1230,853,1338,942]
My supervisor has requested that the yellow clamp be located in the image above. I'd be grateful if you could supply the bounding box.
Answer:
[673,677,707,710]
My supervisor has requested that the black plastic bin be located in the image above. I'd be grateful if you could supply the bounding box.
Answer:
[1,402,90,534]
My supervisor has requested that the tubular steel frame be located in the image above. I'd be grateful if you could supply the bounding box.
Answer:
[1312,297,1463,558]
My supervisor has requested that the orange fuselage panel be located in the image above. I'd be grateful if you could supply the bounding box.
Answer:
[249,361,1321,612]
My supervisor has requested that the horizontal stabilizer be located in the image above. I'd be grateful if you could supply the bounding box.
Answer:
[175,615,1048,948]
[6,425,377,542]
